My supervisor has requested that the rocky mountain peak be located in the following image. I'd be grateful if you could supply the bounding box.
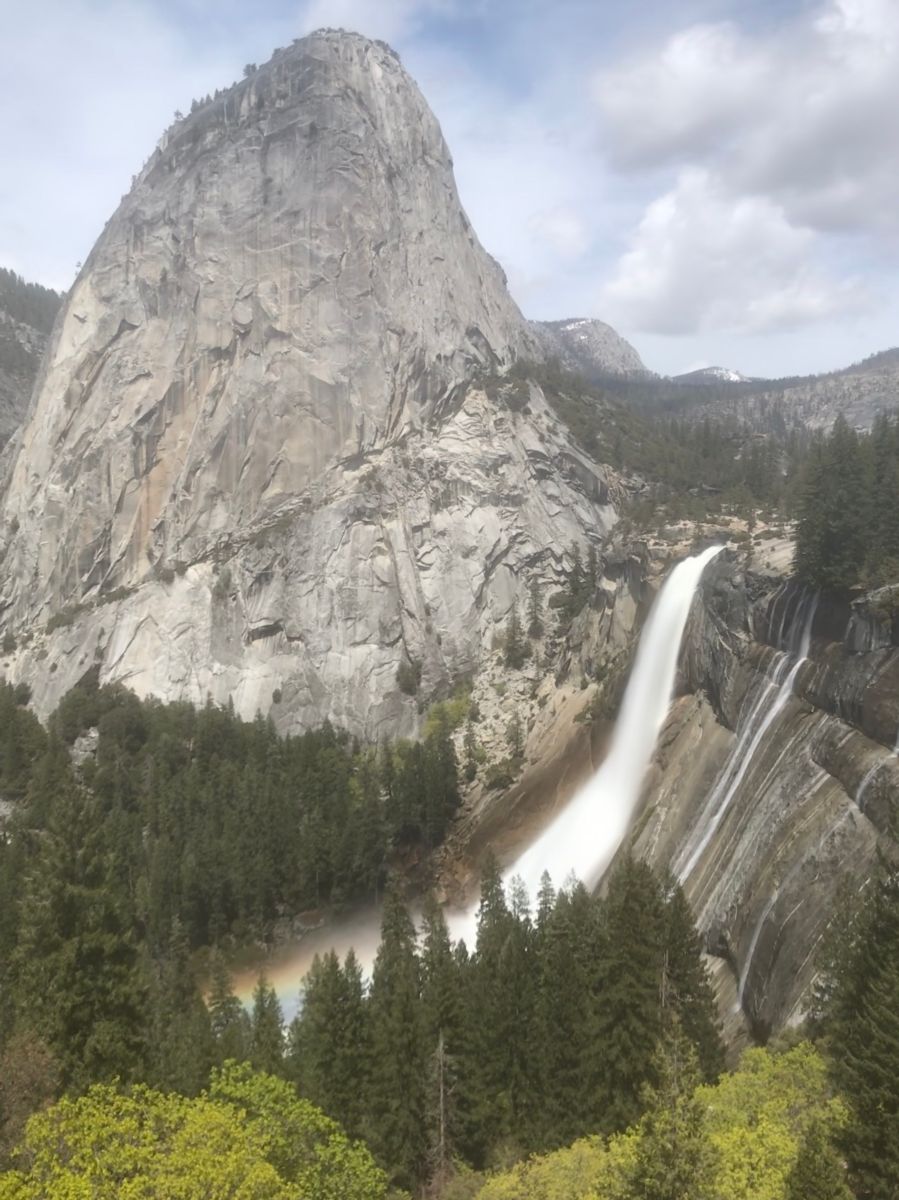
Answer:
[0,32,613,735]
[531,316,648,379]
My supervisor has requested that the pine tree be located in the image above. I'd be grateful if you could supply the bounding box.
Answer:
[207,950,251,1065]
[422,708,461,849]
[623,1020,717,1200]
[662,880,724,1081]
[795,415,869,590]
[532,881,596,1149]
[13,780,147,1090]
[506,709,524,759]
[504,601,527,669]
[249,974,284,1075]
[145,918,213,1094]
[420,895,461,1052]
[425,1029,458,1195]
[463,720,479,784]
[366,884,427,1189]
[785,1119,852,1200]
[466,854,517,1162]
[593,856,666,1134]
[826,861,899,1197]
[527,576,544,639]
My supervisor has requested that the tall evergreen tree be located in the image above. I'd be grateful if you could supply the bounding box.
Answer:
[249,974,284,1076]
[207,950,251,1065]
[504,601,527,669]
[795,415,870,589]
[145,918,213,1094]
[13,780,147,1091]
[532,881,596,1148]
[826,861,899,1197]
[662,880,724,1081]
[366,884,427,1189]
[623,1020,717,1200]
[593,856,666,1134]
[527,575,544,639]
[785,1119,852,1200]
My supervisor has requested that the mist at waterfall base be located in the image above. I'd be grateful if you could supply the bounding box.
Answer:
[232,545,723,1016]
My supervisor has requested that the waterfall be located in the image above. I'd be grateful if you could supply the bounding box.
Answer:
[506,545,724,896]
[674,589,819,886]
[447,544,723,948]
[243,545,725,996]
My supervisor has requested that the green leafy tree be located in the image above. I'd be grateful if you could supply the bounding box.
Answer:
[0,1065,387,1200]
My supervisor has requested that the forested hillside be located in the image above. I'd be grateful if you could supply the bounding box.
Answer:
[4,673,897,1196]
[0,268,61,448]
[795,412,899,591]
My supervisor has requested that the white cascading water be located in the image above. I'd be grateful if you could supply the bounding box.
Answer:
[673,587,819,886]
[236,545,723,1003]
[447,544,723,944]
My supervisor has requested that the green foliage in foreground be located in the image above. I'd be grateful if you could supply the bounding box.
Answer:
[290,857,723,1190]
[473,1043,847,1200]
[0,1063,386,1200]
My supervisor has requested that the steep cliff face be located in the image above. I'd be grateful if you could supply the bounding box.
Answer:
[0,31,617,734]
[435,520,896,1042]
[633,560,898,1038]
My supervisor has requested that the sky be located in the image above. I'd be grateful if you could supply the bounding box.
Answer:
[1,0,898,378]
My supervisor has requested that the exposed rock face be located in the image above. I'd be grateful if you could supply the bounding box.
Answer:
[437,523,896,1043]
[532,317,648,379]
[633,563,898,1038]
[0,31,617,734]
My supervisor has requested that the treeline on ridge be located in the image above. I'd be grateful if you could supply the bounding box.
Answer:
[0,268,62,334]
[795,411,899,591]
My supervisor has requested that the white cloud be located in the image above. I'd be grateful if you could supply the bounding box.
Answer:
[601,169,870,335]
[595,22,770,170]
[594,0,899,335]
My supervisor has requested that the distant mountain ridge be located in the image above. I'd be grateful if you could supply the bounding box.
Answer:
[686,346,899,430]
[674,365,756,385]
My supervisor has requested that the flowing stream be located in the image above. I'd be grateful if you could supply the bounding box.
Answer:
[234,544,723,1008]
